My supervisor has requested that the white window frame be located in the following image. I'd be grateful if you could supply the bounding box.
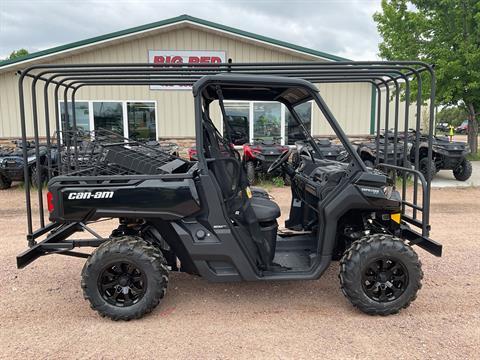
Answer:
[58,100,158,140]
[221,100,314,147]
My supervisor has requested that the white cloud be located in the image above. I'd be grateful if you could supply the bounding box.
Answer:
[0,0,383,60]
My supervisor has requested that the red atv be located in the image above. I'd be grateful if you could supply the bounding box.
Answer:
[242,137,289,185]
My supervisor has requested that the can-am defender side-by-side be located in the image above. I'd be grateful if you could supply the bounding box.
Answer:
[16,62,441,321]
[17,74,442,320]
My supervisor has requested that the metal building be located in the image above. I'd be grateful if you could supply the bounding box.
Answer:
[0,14,377,144]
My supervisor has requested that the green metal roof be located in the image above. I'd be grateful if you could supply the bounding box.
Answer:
[0,14,350,69]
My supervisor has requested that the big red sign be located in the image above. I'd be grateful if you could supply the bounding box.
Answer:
[148,50,226,89]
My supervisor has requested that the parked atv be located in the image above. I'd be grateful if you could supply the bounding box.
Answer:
[406,130,472,181]
[356,134,410,169]
[0,140,54,189]
[242,138,289,185]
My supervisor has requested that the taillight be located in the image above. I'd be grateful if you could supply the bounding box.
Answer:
[47,191,54,212]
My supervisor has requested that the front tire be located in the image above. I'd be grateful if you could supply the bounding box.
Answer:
[419,157,436,181]
[81,236,169,320]
[453,159,472,181]
[339,234,423,316]
[246,161,256,185]
[0,174,12,189]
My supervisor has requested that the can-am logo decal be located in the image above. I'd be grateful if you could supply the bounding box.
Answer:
[67,191,114,200]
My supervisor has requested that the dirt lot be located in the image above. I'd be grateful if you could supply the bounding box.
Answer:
[1,185,479,359]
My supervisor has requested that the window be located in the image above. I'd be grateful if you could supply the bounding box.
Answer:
[60,102,90,131]
[285,102,312,145]
[221,101,312,146]
[253,102,282,141]
[223,102,249,145]
[127,102,156,141]
[93,102,124,135]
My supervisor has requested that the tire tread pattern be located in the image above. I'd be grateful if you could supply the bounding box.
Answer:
[81,236,169,321]
[339,234,423,316]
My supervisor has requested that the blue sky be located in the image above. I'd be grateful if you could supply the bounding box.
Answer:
[0,0,383,60]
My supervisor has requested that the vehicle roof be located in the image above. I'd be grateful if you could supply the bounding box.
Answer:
[193,74,318,105]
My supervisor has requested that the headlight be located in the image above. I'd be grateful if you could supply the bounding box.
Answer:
[383,186,393,198]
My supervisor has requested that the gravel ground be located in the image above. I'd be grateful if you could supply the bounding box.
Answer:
[1,184,479,359]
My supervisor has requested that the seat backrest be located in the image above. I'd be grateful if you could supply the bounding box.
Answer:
[202,113,273,266]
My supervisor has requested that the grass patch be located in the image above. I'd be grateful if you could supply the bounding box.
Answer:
[467,152,480,161]
[254,175,285,189]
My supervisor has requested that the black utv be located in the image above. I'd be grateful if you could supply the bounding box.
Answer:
[17,74,441,320]
[406,130,472,181]
[0,140,54,189]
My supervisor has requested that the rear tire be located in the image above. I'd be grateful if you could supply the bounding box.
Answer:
[453,159,472,181]
[246,161,256,185]
[0,174,12,189]
[339,234,423,316]
[81,236,169,321]
[30,165,47,187]
[419,157,436,181]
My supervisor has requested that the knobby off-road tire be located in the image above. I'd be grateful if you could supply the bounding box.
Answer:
[419,157,436,182]
[0,174,12,189]
[81,236,169,321]
[30,165,46,188]
[246,161,256,185]
[339,234,423,316]
[453,159,472,181]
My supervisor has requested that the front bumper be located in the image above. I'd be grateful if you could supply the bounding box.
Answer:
[401,225,442,257]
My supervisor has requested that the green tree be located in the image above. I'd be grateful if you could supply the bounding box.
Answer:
[7,48,29,60]
[436,106,467,127]
[374,0,480,153]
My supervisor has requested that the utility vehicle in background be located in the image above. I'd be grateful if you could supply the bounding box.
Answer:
[356,133,411,170]
[406,130,472,181]
[291,138,345,168]
[242,137,289,184]
[0,140,54,189]
[455,120,469,134]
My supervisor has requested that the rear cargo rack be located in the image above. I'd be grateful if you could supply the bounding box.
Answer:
[16,61,436,256]
[58,128,179,176]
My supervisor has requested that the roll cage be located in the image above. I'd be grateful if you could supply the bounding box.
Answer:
[15,61,440,265]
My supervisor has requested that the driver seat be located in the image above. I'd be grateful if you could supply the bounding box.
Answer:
[249,196,281,222]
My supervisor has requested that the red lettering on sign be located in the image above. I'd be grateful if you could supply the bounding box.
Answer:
[211,57,222,63]
[188,56,200,63]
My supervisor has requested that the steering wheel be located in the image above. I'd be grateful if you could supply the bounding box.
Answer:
[267,148,292,174]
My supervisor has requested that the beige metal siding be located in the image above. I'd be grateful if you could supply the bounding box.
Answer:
[313,83,372,136]
[377,88,428,133]
[0,25,374,139]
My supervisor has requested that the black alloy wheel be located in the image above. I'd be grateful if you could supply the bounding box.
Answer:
[98,261,147,307]
[361,257,408,302]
